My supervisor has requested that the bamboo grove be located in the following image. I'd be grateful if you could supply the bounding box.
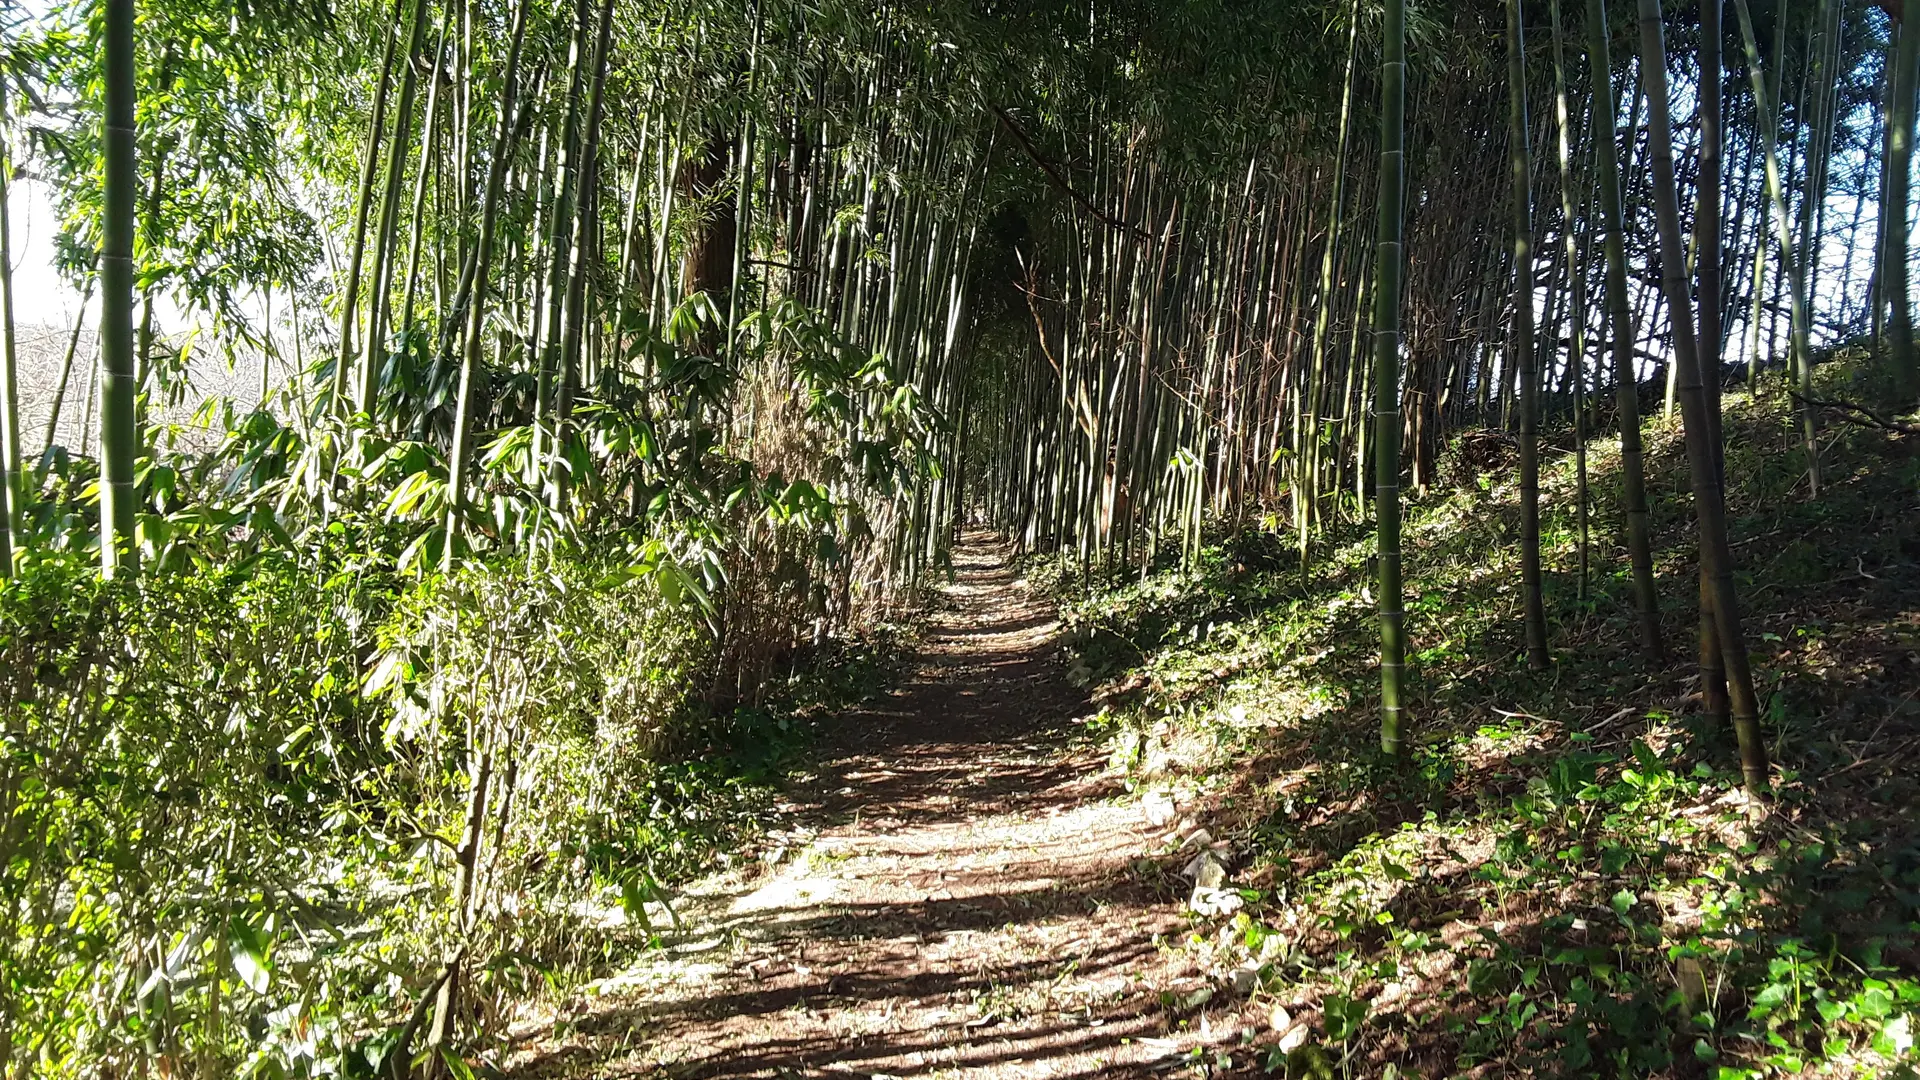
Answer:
[958,0,1917,776]
[0,0,1917,1071]
[971,0,1911,563]
[7,0,1916,709]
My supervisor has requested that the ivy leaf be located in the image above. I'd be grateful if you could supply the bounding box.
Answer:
[1874,1013,1912,1057]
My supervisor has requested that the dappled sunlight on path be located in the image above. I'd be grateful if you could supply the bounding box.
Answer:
[503,534,1216,1079]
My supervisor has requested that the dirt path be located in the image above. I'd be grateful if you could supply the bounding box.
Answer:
[507,536,1223,1079]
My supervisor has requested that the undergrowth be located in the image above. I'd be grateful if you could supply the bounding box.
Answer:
[1043,369,1920,1079]
[0,536,904,1077]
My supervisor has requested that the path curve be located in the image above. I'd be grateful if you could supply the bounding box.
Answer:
[510,536,1213,1079]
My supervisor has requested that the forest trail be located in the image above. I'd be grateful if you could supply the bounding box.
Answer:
[508,534,1217,1079]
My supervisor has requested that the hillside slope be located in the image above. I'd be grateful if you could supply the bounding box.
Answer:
[1048,376,1920,1078]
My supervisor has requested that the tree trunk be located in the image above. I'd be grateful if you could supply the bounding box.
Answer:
[1636,0,1771,794]
[99,0,139,577]
[1374,0,1410,754]
[1586,0,1663,662]
[1507,0,1550,669]
[1886,0,1919,402]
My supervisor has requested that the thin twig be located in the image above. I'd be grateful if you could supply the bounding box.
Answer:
[989,104,1155,242]
[1787,391,1920,435]
[390,946,466,1079]
[746,257,814,276]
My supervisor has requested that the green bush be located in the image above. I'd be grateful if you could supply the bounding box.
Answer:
[0,544,734,1077]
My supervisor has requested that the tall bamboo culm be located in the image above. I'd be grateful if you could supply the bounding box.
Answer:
[1731,0,1820,494]
[1585,0,1663,662]
[1635,0,1770,794]
[1695,0,1730,732]
[1507,0,1550,670]
[1374,0,1409,755]
[1885,3,1918,403]
[99,0,139,577]
[0,76,20,575]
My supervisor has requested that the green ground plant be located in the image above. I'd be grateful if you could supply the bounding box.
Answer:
[0,534,903,1076]
[1046,371,1920,1079]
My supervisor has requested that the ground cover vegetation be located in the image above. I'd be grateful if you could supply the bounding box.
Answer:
[1044,368,1919,1077]
[0,0,1914,1075]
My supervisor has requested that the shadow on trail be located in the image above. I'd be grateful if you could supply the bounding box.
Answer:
[504,533,1202,1080]
[802,535,1106,828]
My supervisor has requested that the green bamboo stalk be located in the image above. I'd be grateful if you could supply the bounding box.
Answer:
[1508,0,1550,669]
[1298,0,1362,570]
[1585,0,1663,662]
[441,0,532,573]
[42,278,95,460]
[99,0,138,577]
[1797,0,1841,320]
[725,1,766,365]
[536,0,592,463]
[1886,1,1919,402]
[399,15,449,337]
[1758,0,1788,376]
[1547,0,1588,604]
[1871,29,1897,348]
[1635,0,1770,795]
[1732,0,1820,493]
[130,51,173,418]
[1374,0,1410,754]
[333,0,406,409]
[1697,0,1730,732]
[0,77,20,572]
[357,0,435,413]
[552,0,617,509]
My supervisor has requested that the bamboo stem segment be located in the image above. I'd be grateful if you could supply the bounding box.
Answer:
[99,0,140,578]
[1374,0,1409,755]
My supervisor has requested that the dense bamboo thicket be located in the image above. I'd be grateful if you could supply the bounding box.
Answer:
[969,0,1901,564]
[0,0,1915,1072]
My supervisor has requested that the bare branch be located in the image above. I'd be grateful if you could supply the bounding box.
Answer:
[989,105,1155,242]
[1788,391,1920,434]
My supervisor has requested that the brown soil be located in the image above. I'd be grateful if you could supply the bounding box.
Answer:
[504,536,1234,1079]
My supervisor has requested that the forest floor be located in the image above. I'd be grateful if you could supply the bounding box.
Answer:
[504,535,1229,1079]
[494,380,1920,1080]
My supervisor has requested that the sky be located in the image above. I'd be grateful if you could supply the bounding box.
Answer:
[8,0,82,327]
[10,177,85,330]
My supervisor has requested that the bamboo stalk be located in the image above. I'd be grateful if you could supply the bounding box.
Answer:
[42,279,96,461]
[1732,0,1821,493]
[1508,0,1551,669]
[1886,0,1919,401]
[1374,0,1410,754]
[99,0,139,577]
[1586,0,1664,662]
[1636,0,1771,794]
[0,77,20,571]
[1697,0,1730,732]
[442,0,534,571]
[334,0,407,408]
